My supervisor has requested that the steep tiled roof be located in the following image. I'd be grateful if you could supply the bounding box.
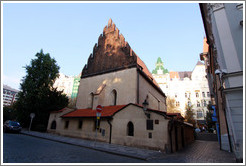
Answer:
[166,113,184,120]
[61,103,168,118]
[61,105,127,118]
[178,71,192,79]
[136,56,159,87]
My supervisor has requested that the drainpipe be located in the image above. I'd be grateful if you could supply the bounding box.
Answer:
[137,70,140,104]
[107,119,112,144]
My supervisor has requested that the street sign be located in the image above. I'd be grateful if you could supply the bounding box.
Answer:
[29,113,35,131]
[30,113,35,119]
[96,105,103,113]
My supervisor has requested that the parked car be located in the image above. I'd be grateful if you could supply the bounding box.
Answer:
[3,120,22,133]
[195,128,201,133]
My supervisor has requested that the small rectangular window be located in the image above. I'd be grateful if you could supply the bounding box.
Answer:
[146,120,154,130]
[65,120,69,129]
[148,132,152,139]
[155,120,159,124]
[78,120,83,129]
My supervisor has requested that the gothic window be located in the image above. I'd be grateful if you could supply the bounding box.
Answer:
[51,120,56,130]
[110,89,117,106]
[88,93,93,108]
[207,92,210,97]
[127,121,134,136]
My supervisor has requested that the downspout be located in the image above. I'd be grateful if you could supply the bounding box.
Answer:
[168,119,173,153]
[137,70,140,104]
[107,119,112,144]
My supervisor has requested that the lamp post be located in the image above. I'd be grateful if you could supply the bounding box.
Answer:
[142,99,150,119]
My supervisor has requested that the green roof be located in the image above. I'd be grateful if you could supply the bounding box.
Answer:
[152,57,169,74]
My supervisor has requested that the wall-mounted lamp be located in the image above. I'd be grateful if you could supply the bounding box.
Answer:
[142,99,150,119]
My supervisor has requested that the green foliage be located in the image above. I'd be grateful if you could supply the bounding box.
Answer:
[13,49,68,130]
[184,104,196,127]
[3,106,18,122]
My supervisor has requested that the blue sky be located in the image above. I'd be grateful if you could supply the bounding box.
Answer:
[2,2,205,90]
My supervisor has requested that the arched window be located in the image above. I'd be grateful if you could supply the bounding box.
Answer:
[110,89,117,106]
[127,121,134,136]
[88,93,93,108]
[51,120,56,130]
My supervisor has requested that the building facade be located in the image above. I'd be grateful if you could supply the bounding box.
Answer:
[47,19,194,152]
[53,73,80,99]
[3,84,19,107]
[152,58,211,124]
[200,3,243,162]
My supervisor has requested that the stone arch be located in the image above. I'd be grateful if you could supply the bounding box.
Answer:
[110,89,117,106]
[127,121,134,136]
[50,120,56,130]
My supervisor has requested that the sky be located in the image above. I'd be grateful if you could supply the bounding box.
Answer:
[2,2,205,90]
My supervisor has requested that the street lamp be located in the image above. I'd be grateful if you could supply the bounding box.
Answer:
[142,99,150,119]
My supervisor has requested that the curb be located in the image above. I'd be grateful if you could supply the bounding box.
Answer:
[20,131,149,161]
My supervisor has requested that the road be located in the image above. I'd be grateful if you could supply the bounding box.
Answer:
[3,133,236,163]
[3,133,144,163]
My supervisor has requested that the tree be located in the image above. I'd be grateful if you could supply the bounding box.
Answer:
[184,104,196,127]
[166,97,180,113]
[13,49,68,131]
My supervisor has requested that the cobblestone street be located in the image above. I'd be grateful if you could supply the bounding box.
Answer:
[148,140,236,163]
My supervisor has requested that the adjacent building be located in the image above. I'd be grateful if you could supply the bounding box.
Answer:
[53,73,81,100]
[47,19,194,152]
[3,84,19,107]
[152,58,211,124]
[199,3,243,162]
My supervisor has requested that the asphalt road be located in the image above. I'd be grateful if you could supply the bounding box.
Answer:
[3,133,144,163]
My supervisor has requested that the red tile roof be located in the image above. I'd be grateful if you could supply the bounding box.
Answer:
[166,113,184,119]
[61,105,127,118]
[169,71,179,79]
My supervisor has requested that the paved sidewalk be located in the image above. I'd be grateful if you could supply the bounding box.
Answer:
[20,130,163,161]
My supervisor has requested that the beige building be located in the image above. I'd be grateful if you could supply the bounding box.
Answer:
[53,73,75,98]
[152,58,211,124]
[47,19,194,152]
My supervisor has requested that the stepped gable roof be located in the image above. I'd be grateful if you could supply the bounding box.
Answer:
[81,18,160,89]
